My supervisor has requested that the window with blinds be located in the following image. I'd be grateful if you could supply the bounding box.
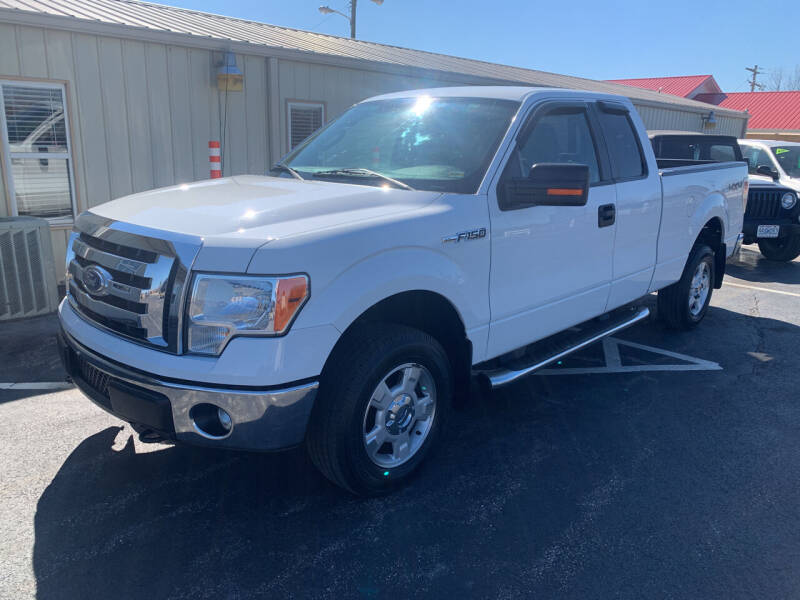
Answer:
[288,102,325,150]
[0,82,76,223]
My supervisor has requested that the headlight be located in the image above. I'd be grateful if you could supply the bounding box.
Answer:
[187,274,309,355]
[781,192,797,210]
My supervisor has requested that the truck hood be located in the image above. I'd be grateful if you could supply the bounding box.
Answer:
[89,175,440,243]
[748,174,800,192]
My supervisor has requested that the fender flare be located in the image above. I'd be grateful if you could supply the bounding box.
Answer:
[298,246,483,341]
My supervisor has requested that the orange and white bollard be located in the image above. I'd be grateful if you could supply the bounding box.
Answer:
[209,141,221,178]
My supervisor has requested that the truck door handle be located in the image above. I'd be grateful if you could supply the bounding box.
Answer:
[598,204,616,228]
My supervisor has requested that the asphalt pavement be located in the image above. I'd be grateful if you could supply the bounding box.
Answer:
[2,246,800,599]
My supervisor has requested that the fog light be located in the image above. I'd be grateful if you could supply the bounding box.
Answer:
[217,407,232,431]
[190,403,234,439]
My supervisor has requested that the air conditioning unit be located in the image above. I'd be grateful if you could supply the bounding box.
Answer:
[0,217,60,321]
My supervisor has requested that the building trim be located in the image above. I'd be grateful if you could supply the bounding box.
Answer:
[267,57,281,165]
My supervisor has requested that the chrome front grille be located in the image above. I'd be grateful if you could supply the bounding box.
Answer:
[65,213,200,353]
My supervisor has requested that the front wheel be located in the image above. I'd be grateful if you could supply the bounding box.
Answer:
[758,235,800,262]
[657,244,715,329]
[307,323,452,496]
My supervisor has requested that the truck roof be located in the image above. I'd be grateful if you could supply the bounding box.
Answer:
[362,86,634,104]
[648,130,736,139]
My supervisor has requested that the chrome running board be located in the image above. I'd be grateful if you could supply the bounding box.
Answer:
[477,307,650,389]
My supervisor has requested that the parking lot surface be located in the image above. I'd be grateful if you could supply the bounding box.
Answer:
[2,247,800,599]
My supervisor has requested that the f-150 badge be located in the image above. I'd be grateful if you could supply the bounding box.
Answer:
[442,228,487,244]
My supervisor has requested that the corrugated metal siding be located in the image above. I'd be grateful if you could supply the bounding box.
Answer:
[274,61,746,156]
[633,104,743,137]
[0,22,272,209]
[0,159,7,218]
[0,23,274,278]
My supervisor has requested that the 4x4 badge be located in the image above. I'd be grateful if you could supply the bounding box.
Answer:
[442,228,486,244]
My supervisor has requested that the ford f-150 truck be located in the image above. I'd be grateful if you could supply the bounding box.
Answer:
[58,87,747,495]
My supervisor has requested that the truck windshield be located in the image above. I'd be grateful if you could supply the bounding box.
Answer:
[281,97,520,193]
[771,146,800,178]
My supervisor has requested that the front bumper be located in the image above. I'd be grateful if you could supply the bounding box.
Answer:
[742,221,800,243]
[58,329,318,451]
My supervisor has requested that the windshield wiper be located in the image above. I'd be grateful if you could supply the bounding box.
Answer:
[313,168,415,191]
[272,163,304,181]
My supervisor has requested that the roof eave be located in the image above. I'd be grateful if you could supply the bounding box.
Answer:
[0,5,748,119]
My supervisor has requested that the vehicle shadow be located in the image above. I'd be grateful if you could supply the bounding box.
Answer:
[726,246,800,285]
[31,306,800,599]
[32,426,347,599]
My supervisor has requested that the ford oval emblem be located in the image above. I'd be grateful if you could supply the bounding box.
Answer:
[82,265,112,296]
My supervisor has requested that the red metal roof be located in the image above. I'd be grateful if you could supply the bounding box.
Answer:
[718,92,800,131]
[606,75,717,98]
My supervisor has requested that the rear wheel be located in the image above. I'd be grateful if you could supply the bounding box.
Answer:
[307,323,451,495]
[758,235,800,262]
[657,244,715,329]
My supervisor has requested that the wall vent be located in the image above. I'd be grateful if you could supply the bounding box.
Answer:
[0,217,59,321]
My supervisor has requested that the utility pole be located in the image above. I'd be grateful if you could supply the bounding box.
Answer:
[319,0,383,39]
[745,65,766,92]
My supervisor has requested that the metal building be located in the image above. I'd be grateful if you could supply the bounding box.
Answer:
[0,0,749,288]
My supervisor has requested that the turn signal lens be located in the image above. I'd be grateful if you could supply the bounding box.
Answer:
[547,188,583,196]
[274,276,309,333]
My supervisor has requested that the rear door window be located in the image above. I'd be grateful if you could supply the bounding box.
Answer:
[708,144,737,162]
[597,110,646,179]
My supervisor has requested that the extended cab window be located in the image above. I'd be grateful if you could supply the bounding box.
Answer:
[709,144,737,162]
[597,111,646,179]
[504,108,600,184]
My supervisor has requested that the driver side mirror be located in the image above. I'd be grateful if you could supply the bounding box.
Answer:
[502,163,589,210]
[757,164,780,180]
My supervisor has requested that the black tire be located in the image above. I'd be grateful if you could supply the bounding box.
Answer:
[757,236,800,262]
[307,323,452,496]
[657,244,715,330]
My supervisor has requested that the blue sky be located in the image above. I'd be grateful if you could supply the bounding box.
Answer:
[165,0,798,93]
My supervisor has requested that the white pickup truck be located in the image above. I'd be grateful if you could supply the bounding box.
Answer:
[58,87,746,494]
